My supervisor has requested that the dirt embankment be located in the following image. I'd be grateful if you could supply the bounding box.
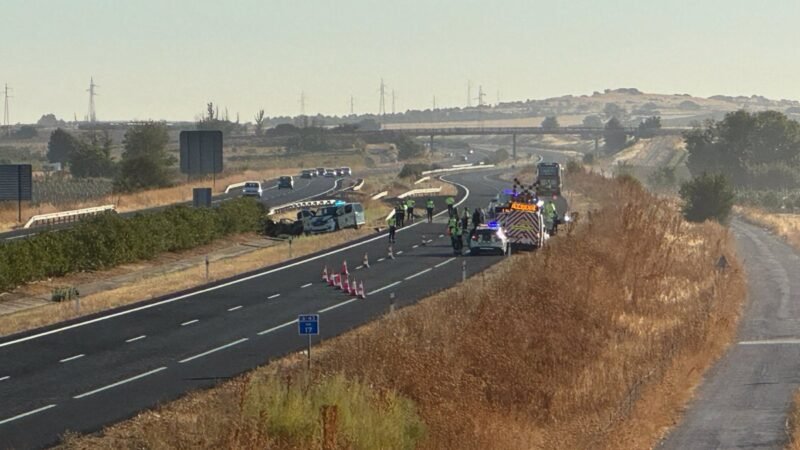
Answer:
[62,171,745,449]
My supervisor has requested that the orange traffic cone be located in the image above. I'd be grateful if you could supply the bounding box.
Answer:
[322,266,328,282]
[363,252,370,268]
[358,281,366,299]
[329,272,337,287]
[342,276,350,293]
[349,278,358,296]
[337,273,344,290]
[342,260,349,276]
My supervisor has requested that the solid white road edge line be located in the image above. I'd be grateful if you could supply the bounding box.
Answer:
[739,339,800,345]
[301,283,312,288]
[0,376,9,382]
[125,335,146,343]
[368,281,402,296]
[73,367,168,399]
[319,298,360,313]
[396,250,404,255]
[178,338,249,364]
[0,175,472,349]
[405,268,433,281]
[0,404,58,425]
[434,258,457,268]
[59,354,85,363]
[227,305,243,312]
[257,320,296,336]
[180,319,199,327]
[267,293,281,299]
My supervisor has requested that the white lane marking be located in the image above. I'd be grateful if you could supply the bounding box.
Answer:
[73,367,168,399]
[377,257,386,262]
[258,320,296,336]
[355,265,364,270]
[125,335,147,343]
[319,298,359,313]
[0,376,9,382]
[227,305,243,312]
[396,250,404,255]
[439,234,444,238]
[181,319,199,327]
[412,244,419,249]
[435,258,457,268]
[0,175,472,349]
[368,281,402,296]
[59,354,85,363]
[301,283,312,289]
[739,339,800,345]
[179,338,249,364]
[267,293,281,299]
[0,404,58,425]
[405,268,432,281]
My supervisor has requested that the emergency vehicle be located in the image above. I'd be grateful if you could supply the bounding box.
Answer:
[488,179,546,250]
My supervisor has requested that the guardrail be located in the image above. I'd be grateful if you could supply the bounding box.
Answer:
[268,199,339,215]
[397,187,441,199]
[224,181,247,194]
[413,176,430,184]
[344,179,365,191]
[23,204,116,229]
[371,191,388,200]
[421,164,495,175]
[451,163,473,168]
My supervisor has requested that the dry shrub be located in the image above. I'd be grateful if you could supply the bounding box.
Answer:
[787,390,800,450]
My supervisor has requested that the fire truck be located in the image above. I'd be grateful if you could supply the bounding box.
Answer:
[487,180,546,250]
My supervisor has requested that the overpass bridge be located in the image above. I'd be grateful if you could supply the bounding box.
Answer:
[365,126,689,159]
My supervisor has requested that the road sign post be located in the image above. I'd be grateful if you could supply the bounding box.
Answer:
[298,314,319,370]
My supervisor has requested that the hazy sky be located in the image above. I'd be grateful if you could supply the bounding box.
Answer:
[1,0,798,123]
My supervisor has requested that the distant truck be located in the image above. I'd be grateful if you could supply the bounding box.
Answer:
[535,162,562,197]
[488,190,546,250]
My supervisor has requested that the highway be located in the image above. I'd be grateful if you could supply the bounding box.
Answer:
[0,175,343,242]
[0,168,514,449]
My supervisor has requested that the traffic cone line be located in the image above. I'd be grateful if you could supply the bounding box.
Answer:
[349,278,357,296]
[343,276,350,293]
[388,245,395,260]
[342,260,349,277]
[337,273,344,290]
[358,281,366,299]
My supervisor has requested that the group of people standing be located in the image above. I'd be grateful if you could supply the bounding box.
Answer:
[386,197,437,243]
[445,196,486,255]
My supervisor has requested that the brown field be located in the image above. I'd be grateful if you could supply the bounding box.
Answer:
[61,170,745,449]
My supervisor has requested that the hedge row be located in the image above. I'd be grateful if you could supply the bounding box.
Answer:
[0,198,265,292]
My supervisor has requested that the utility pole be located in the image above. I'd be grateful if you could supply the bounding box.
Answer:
[378,78,387,122]
[496,89,501,105]
[467,80,472,107]
[477,85,486,107]
[87,78,98,123]
[391,89,396,115]
[3,84,11,136]
[432,95,437,110]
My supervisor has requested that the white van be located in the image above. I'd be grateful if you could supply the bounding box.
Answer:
[303,202,366,234]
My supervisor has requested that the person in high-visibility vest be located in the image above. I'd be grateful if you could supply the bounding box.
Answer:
[426,198,435,223]
[446,196,455,217]
[452,224,463,255]
[387,215,397,243]
[406,198,416,224]
[545,200,558,233]
[395,202,405,227]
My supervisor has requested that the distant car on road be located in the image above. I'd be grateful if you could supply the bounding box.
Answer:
[335,168,344,176]
[462,155,469,162]
[468,149,474,154]
[241,181,263,198]
[278,176,294,189]
[301,169,314,179]
[324,169,336,178]
[316,167,326,176]
[339,167,352,176]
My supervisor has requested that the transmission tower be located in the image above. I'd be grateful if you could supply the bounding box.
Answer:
[391,89,396,115]
[467,80,472,107]
[3,84,11,136]
[477,85,486,107]
[378,78,387,119]
[87,78,98,123]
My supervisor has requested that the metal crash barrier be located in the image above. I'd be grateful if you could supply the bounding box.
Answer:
[23,204,117,229]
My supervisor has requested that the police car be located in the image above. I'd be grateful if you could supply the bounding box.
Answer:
[469,222,509,255]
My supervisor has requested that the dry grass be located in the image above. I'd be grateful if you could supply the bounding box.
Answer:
[736,206,800,250]
[0,229,372,337]
[787,390,800,450]
[61,170,745,449]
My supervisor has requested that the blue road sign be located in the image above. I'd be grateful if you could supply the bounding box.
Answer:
[298,314,319,336]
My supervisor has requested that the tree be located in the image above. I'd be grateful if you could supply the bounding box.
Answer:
[679,172,734,223]
[37,114,65,127]
[12,126,38,140]
[582,115,604,128]
[70,132,116,178]
[47,128,81,165]
[603,103,627,121]
[637,116,661,137]
[604,117,627,154]
[254,109,266,136]
[396,135,426,160]
[115,122,175,191]
[541,116,560,130]
[647,166,676,191]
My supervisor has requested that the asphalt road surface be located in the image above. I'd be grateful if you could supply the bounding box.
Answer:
[660,219,800,449]
[0,168,514,449]
[0,175,342,242]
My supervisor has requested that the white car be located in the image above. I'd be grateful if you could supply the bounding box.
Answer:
[241,181,263,198]
[305,202,366,234]
[469,223,509,255]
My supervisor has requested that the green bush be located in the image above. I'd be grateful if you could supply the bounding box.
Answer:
[0,198,265,292]
[679,173,735,223]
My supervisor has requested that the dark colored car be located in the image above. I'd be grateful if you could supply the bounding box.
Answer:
[278,176,294,189]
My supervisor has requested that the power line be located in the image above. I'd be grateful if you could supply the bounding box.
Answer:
[87,78,98,123]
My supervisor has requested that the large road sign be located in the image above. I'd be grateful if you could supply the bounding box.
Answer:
[179,130,223,175]
[298,314,319,335]
[0,164,32,201]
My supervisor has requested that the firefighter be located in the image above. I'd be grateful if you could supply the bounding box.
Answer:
[395,202,405,227]
[446,196,455,217]
[387,214,397,243]
[426,198,435,223]
[406,198,416,224]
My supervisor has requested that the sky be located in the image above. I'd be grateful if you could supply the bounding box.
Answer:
[1,0,799,123]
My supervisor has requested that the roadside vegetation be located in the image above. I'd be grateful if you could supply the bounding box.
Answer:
[62,169,745,449]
